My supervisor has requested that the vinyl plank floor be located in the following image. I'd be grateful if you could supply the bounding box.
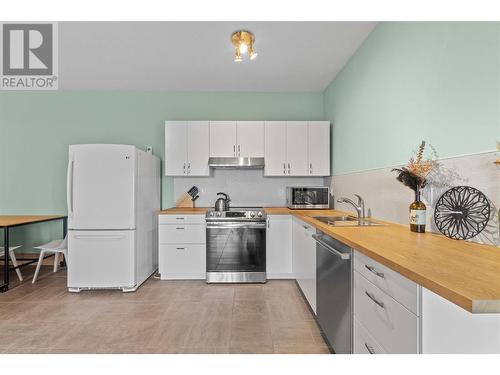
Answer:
[0,271,330,354]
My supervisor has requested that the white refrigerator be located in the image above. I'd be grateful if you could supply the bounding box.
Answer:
[66,144,160,292]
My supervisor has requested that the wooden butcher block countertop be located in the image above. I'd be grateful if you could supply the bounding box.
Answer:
[160,206,500,313]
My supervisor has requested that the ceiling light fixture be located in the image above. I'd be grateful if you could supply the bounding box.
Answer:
[231,30,257,62]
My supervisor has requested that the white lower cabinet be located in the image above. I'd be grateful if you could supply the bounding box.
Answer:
[354,250,421,354]
[422,287,500,353]
[266,215,292,278]
[292,217,317,314]
[158,214,206,280]
[355,251,419,314]
[159,244,206,278]
[354,318,387,354]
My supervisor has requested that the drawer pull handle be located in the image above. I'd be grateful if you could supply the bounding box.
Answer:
[365,291,385,308]
[365,265,385,278]
[364,343,375,354]
[175,227,185,230]
[175,217,185,220]
[175,247,185,250]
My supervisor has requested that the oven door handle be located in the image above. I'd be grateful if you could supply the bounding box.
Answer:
[206,223,267,229]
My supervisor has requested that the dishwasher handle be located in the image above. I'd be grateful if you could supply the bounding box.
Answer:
[312,234,351,260]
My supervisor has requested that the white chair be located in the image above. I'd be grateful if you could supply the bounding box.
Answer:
[1,246,23,281]
[32,236,68,284]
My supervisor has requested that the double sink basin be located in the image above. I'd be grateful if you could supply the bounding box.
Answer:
[313,215,384,227]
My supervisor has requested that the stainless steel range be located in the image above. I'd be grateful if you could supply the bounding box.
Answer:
[206,207,267,283]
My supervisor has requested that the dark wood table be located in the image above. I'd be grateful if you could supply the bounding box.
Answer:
[1,215,67,292]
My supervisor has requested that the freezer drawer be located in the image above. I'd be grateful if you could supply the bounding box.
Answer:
[68,230,135,290]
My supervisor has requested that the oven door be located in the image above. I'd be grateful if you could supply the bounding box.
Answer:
[206,222,266,280]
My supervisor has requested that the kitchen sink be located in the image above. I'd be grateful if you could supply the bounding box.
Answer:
[313,216,384,227]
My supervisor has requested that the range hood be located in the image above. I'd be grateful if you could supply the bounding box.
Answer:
[208,157,265,169]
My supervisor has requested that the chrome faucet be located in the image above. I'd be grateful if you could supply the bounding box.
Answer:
[337,194,366,219]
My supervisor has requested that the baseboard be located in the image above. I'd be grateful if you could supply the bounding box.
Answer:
[160,273,205,280]
[267,273,297,279]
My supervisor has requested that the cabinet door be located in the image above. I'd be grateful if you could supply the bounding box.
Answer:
[286,121,309,176]
[165,121,187,176]
[187,121,210,176]
[237,121,264,157]
[264,121,287,176]
[209,121,237,157]
[159,244,206,280]
[292,217,317,313]
[308,121,330,176]
[266,215,292,277]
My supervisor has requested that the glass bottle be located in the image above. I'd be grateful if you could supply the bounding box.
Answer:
[409,187,426,233]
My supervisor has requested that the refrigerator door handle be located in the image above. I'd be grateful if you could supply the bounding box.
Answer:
[67,158,74,217]
[74,234,126,240]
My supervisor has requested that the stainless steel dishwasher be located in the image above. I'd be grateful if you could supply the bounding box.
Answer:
[313,231,353,354]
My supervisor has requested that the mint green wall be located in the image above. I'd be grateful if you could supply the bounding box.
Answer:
[0,91,324,251]
[324,22,500,175]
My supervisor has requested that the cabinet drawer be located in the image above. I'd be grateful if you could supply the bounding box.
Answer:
[355,251,418,314]
[159,214,205,225]
[355,271,419,353]
[159,244,206,276]
[159,224,205,244]
[354,318,387,354]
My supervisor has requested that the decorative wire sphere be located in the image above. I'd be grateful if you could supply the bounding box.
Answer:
[434,186,491,240]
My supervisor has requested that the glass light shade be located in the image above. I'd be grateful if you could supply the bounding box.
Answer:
[238,43,248,54]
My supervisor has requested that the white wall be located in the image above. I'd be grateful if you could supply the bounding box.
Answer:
[327,151,499,246]
[174,169,324,207]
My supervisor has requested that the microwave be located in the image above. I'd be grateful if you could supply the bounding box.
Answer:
[286,186,330,209]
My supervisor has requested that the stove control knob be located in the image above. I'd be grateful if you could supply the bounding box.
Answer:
[250,212,255,218]
[257,212,263,217]
[209,212,214,217]
[216,212,222,217]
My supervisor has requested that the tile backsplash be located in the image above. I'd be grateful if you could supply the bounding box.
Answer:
[174,169,324,207]
[326,151,499,246]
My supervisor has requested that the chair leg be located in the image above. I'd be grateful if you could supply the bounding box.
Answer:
[53,252,59,272]
[32,250,45,284]
[9,251,23,282]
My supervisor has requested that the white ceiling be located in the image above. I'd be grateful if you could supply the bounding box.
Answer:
[59,22,376,91]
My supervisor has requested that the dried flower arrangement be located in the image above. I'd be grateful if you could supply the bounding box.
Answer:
[392,141,439,192]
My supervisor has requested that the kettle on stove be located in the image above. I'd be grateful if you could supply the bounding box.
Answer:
[214,192,230,212]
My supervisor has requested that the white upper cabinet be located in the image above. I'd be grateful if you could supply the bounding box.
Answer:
[307,121,330,176]
[209,121,237,157]
[165,121,188,176]
[286,121,309,176]
[165,121,209,176]
[187,121,210,176]
[209,121,264,157]
[264,121,287,176]
[237,121,264,157]
[166,119,329,177]
[264,121,330,177]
